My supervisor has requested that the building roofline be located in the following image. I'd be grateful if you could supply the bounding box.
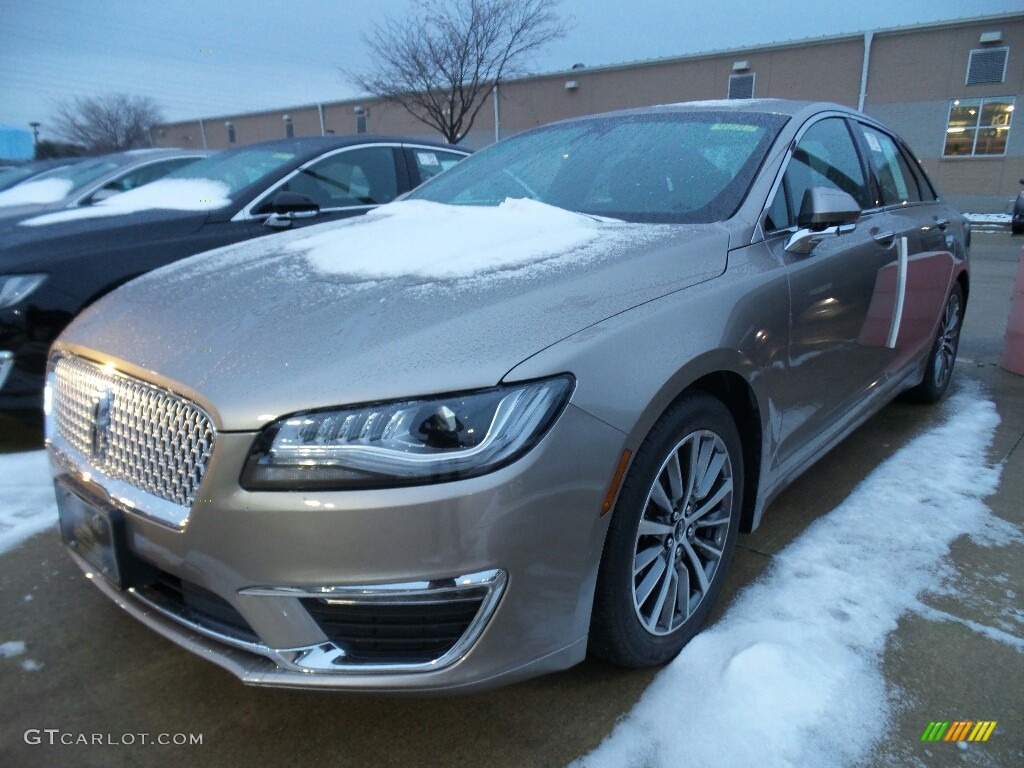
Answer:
[523,11,1024,81]
[155,10,1023,129]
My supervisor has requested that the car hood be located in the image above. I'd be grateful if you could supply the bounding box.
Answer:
[56,200,730,431]
[0,208,211,268]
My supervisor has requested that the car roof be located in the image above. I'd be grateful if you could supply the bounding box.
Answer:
[547,98,858,126]
[223,135,469,161]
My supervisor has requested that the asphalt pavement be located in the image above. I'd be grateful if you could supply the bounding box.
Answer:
[0,234,1021,768]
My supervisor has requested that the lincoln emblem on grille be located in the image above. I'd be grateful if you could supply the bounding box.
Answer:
[91,388,113,458]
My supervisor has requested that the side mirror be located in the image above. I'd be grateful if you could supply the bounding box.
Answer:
[786,187,861,255]
[264,191,320,228]
[86,187,120,205]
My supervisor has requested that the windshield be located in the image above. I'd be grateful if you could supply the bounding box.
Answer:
[410,111,788,223]
[161,148,298,196]
[30,157,122,196]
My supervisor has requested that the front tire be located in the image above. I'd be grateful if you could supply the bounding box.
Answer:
[590,393,743,667]
[903,282,964,404]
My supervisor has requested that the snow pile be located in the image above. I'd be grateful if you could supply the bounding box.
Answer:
[0,451,58,555]
[0,178,74,207]
[576,387,1007,768]
[290,198,627,280]
[21,178,231,226]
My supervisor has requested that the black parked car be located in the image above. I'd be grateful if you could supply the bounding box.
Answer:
[0,136,469,410]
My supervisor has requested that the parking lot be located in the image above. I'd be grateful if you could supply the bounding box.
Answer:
[0,234,1021,768]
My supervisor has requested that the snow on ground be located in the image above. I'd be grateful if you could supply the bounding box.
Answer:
[575,386,1012,768]
[20,178,232,226]
[0,451,58,556]
[0,640,26,658]
[290,198,642,280]
[0,178,74,207]
[964,213,1011,225]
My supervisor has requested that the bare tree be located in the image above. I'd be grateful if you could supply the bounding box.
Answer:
[51,93,164,153]
[352,0,568,144]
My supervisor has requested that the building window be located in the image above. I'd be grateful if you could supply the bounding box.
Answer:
[225,121,236,144]
[728,73,755,99]
[966,47,1009,85]
[356,114,367,134]
[943,97,1015,156]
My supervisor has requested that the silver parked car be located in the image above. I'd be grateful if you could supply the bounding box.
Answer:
[0,148,209,223]
[46,100,968,692]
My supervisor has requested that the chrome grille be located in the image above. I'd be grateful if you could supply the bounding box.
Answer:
[52,356,214,508]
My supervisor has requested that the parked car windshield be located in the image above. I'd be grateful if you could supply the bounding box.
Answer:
[161,147,298,196]
[409,111,788,223]
[30,157,122,196]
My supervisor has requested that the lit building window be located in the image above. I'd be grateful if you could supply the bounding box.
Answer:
[943,97,1015,156]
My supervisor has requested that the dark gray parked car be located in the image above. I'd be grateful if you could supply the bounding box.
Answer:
[46,100,968,692]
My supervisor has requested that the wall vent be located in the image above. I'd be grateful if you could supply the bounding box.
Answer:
[966,47,1008,85]
[728,73,755,99]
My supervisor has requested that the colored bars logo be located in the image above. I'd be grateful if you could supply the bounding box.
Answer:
[921,721,997,742]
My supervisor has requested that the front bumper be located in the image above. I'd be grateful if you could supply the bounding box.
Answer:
[49,402,626,693]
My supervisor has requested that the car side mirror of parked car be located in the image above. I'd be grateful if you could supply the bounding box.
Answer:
[85,186,120,205]
[264,192,320,229]
[785,187,860,255]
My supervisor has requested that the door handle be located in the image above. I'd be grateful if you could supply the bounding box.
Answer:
[872,230,896,248]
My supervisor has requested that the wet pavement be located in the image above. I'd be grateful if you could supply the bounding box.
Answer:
[0,235,1021,767]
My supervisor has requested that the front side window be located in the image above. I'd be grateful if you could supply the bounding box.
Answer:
[410,112,788,224]
[766,117,869,232]
[943,97,1015,156]
[261,146,399,212]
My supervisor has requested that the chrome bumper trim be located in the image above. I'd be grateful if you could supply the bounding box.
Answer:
[86,554,507,675]
[0,351,13,392]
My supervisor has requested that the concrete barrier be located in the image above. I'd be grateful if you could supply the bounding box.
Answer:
[1002,244,1024,376]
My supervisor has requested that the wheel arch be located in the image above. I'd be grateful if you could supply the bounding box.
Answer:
[612,352,768,535]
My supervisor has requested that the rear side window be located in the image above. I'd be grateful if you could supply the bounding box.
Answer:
[858,125,923,206]
[766,117,869,232]
[409,148,466,183]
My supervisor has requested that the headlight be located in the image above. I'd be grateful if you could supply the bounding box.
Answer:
[241,375,574,490]
[0,274,46,309]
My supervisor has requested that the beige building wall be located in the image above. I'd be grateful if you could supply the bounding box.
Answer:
[153,13,1023,211]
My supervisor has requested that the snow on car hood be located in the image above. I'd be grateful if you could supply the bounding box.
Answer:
[56,199,730,431]
[293,198,613,280]
[0,178,74,207]
[20,178,231,226]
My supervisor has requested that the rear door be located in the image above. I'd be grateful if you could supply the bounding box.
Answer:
[851,122,955,372]
[762,115,901,469]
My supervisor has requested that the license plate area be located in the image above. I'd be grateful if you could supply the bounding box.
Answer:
[56,481,127,588]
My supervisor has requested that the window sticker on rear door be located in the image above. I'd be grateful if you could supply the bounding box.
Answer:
[417,152,440,166]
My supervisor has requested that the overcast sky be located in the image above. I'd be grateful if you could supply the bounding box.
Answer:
[2,0,1021,138]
